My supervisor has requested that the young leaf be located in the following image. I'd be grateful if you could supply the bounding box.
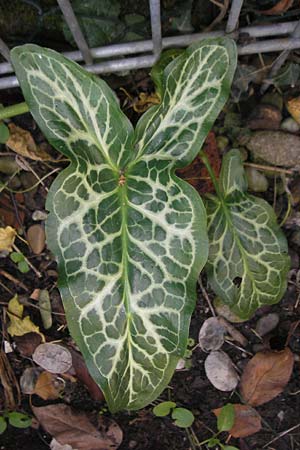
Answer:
[11,38,237,412]
[171,407,194,428]
[207,438,221,448]
[0,121,9,144]
[204,149,290,319]
[153,401,176,417]
[10,251,24,263]
[217,403,235,432]
[8,412,32,429]
[0,416,7,434]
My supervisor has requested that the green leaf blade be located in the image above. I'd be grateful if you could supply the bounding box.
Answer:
[11,39,237,412]
[171,407,194,428]
[217,403,235,432]
[205,150,290,319]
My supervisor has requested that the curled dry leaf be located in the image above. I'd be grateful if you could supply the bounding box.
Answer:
[213,404,261,438]
[198,317,225,352]
[27,224,46,255]
[240,347,294,406]
[14,332,42,356]
[20,367,41,394]
[204,351,239,391]
[33,343,72,374]
[6,123,52,161]
[32,404,122,450]
[0,226,16,251]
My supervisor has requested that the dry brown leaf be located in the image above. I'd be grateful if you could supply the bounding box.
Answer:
[240,348,294,406]
[0,226,16,251]
[213,404,261,438]
[177,132,221,195]
[261,0,293,15]
[14,332,42,357]
[32,404,122,450]
[6,123,52,161]
[0,192,25,228]
[34,371,63,400]
[133,92,161,113]
[287,96,300,124]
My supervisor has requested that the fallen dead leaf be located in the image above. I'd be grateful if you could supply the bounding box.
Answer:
[213,404,261,438]
[32,404,122,450]
[14,332,42,357]
[261,0,294,15]
[27,224,46,255]
[240,348,294,406]
[204,351,239,391]
[33,343,72,374]
[20,367,41,394]
[6,123,52,161]
[50,438,74,450]
[177,132,221,194]
[7,295,45,341]
[34,371,63,400]
[0,226,16,251]
[133,92,161,113]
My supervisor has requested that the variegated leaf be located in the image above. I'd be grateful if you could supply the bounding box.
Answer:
[11,39,236,412]
[205,150,290,319]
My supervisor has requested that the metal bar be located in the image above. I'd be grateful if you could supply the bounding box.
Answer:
[1,21,300,77]
[57,0,93,65]
[226,0,244,34]
[4,37,300,90]
[0,37,11,62]
[261,19,300,92]
[149,0,162,58]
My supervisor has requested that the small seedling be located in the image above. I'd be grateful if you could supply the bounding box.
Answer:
[10,251,30,273]
[199,403,239,449]
[0,411,32,434]
[153,401,194,428]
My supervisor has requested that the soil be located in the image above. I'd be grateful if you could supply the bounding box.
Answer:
[1,69,300,450]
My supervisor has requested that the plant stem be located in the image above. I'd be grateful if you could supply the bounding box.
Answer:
[0,102,29,120]
[199,150,222,198]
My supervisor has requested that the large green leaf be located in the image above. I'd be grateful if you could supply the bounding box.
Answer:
[205,150,290,319]
[11,38,236,412]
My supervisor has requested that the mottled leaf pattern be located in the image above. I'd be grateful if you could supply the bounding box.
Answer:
[11,39,236,412]
[205,150,290,319]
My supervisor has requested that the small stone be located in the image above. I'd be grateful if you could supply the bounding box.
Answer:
[204,351,239,391]
[245,167,268,192]
[255,313,279,337]
[27,224,45,254]
[280,117,300,133]
[33,343,72,374]
[291,230,300,247]
[176,358,186,370]
[198,317,225,352]
[32,210,48,221]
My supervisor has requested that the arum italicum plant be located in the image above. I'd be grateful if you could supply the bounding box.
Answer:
[10,37,289,412]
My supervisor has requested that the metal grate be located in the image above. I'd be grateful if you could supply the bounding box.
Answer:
[0,0,300,90]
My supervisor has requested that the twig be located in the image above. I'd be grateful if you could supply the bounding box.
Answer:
[198,276,216,316]
[0,269,29,291]
[243,162,293,175]
[263,423,300,448]
[205,0,230,32]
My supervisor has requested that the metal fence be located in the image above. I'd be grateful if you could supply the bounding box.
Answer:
[0,0,300,90]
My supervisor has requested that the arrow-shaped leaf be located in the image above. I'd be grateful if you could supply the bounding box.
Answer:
[204,149,290,319]
[11,38,236,412]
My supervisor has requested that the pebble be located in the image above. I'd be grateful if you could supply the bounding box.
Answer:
[204,351,239,391]
[280,117,300,133]
[27,224,45,254]
[245,167,268,192]
[255,313,279,337]
[32,210,48,221]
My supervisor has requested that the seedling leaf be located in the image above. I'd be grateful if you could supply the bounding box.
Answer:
[171,407,194,428]
[153,401,176,417]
